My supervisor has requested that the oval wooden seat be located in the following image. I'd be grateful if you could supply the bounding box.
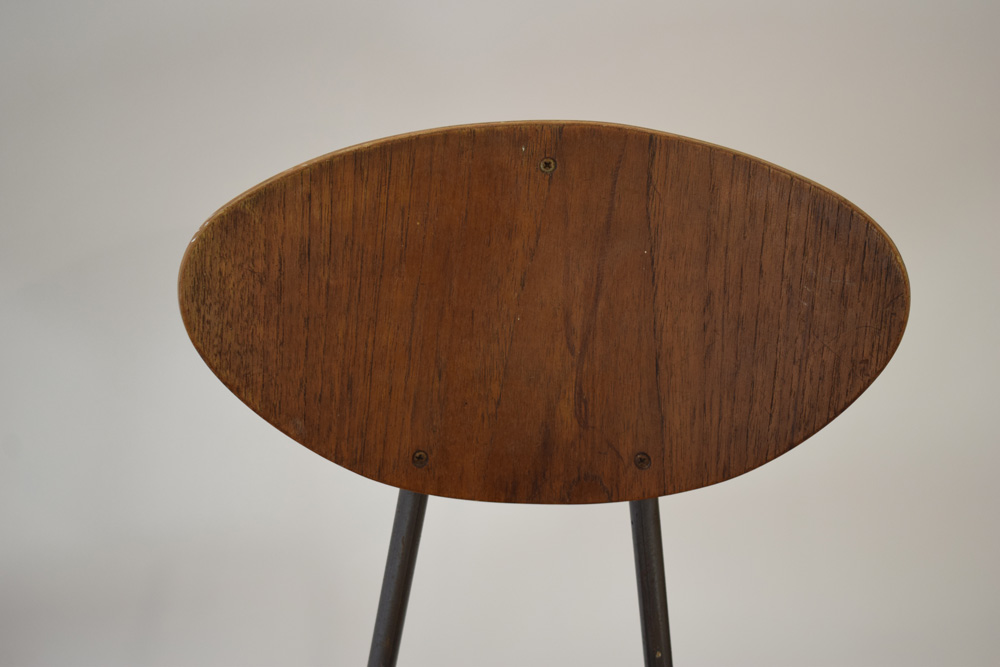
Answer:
[179,121,909,505]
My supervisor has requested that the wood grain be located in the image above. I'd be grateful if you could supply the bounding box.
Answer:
[178,121,909,504]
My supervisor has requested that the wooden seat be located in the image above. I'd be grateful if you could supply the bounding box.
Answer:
[179,121,909,665]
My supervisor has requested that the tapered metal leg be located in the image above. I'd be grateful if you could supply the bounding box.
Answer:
[630,498,673,667]
[368,490,428,667]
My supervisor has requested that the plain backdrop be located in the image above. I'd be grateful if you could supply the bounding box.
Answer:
[2,1,998,665]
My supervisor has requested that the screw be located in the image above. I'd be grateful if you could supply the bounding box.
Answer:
[634,452,651,470]
[412,450,429,468]
[539,157,557,173]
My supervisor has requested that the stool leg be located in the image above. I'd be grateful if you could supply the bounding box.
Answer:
[368,490,428,667]
[630,498,674,667]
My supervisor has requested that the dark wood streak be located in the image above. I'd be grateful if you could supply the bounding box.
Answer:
[179,121,910,504]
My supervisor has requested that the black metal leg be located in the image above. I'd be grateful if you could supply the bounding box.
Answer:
[368,490,428,667]
[630,498,673,667]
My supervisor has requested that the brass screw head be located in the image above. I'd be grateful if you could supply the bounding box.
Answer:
[539,157,557,173]
[412,450,429,468]
[634,452,651,470]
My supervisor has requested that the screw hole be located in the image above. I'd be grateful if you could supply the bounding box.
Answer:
[634,452,651,470]
[412,450,429,468]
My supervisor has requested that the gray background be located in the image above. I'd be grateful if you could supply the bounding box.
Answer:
[2,1,998,665]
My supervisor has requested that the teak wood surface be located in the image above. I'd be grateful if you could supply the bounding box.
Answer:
[179,121,909,504]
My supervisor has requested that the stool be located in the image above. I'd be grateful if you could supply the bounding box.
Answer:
[178,121,909,665]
